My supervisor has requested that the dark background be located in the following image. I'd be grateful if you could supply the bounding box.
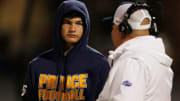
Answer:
[0,0,179,101]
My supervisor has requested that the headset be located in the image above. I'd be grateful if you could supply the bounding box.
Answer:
[118,2,158,36]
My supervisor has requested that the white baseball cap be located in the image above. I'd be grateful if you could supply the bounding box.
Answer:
[113,2,152,30]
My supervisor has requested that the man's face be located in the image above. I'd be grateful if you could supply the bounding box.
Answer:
[61,17,83,44]
[111,24,125,48]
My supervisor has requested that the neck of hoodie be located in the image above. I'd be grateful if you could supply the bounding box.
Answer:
[64,43,74,56]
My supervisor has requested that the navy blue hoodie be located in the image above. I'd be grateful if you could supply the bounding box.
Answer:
[22,0,110,101]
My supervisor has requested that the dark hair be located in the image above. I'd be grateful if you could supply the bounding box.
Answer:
[63,11,83,19]
[61,11,85,29]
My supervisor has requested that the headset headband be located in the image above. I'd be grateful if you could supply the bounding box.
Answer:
[124,3,151,20]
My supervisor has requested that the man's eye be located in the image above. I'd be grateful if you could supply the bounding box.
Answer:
[76,21,83,25]
[63,20,71,24]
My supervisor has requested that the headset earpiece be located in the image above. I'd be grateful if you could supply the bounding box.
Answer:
[119,20,132,34]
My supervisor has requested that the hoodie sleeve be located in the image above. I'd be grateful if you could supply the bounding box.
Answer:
[97,58,147,101]
[95,58,110,99]
[21,62,38,101]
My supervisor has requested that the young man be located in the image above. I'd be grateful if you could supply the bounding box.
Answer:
[21,0,110,101]
[97,2,173,101]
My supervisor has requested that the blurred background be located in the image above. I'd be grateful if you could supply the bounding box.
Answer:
[0,0,179,101]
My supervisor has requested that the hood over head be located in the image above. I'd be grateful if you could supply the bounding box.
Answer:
[54,0,90,57]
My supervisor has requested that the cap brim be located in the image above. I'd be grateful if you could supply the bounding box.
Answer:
[102,16,113,24]
[101,16,113,33]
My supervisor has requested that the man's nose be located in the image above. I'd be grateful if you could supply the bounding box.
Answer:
[69,23,76,31]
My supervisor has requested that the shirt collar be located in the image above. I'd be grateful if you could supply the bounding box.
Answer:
[108,35,156,60]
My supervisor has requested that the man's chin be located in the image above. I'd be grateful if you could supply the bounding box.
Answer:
[66,40,79,44]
